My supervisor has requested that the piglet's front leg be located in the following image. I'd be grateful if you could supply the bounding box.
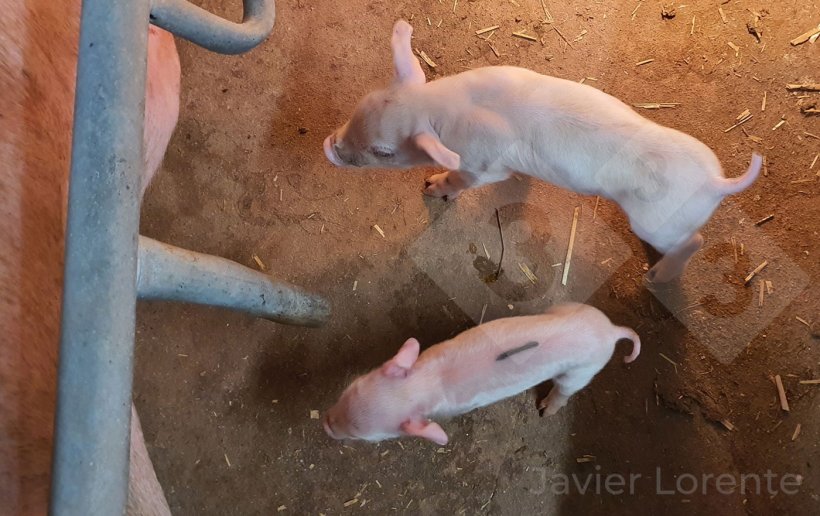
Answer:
[423,167,513,200]
[423,170,474,200]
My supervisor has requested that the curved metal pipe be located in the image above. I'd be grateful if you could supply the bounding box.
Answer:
[150,0,276,54]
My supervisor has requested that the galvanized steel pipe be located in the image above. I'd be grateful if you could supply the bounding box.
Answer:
[137,236,330,327]
[149,0,276,54]
[51,0,151,513]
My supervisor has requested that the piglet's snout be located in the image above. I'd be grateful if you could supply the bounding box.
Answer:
[322,414,339,440]
[323,134,340,166]
[323,133,348,167]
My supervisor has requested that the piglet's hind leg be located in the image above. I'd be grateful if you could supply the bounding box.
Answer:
[647,232,704,283]
[538,367,597,416]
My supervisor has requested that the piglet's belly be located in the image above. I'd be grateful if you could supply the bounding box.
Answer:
[442,363,564,415]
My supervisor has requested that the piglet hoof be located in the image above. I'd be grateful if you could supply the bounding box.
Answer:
[538,392,568,416]
[537,398,553,415]
[644,268,681,288]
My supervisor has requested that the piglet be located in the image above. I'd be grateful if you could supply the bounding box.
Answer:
[323,303,639,445]
[324,20,762,283]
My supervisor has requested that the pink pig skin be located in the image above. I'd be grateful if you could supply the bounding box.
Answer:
[323,303,640,446]
[324,20,762,283]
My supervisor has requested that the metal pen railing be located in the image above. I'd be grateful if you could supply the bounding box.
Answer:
[51,1,327,514]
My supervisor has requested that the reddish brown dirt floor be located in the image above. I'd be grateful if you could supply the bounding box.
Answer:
[136,1,819,514]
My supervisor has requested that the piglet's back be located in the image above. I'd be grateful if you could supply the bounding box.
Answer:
[419,304,624,414]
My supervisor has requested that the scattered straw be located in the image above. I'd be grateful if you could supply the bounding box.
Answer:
[659,352,678,373]
[786,83,820,92]
[252,254,267,271]
[488,41,501,57]
[561,207,580,286]
[744,260,768,285]
[475,25,500,35]
[791,424,802,441]
[552,26,574,49]
[373,224,386,238]
[519,263,538,284]
[631,2,642,21]
[512,31,538,42]
[724,111,753,132]
[774,374,790,412]
[790,23,820,46]
[633,102,680,109]
[417,50,438,68]
[636,58,655,66]
[754,214,774,226]
[541,0,554,23]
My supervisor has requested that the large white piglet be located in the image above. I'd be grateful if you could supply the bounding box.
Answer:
[323,303,640,445]
[324,20,762,283]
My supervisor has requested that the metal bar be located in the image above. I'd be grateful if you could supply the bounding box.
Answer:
[150,0,276,54]
[51,0,150,514]
[137,237,330,326]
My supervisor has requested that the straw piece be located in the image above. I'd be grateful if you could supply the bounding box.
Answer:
[774,375,790,412]
[561,207,580,286]
[744,260,768,285]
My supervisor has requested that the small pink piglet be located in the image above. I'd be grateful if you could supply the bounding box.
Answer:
[323,303,640,445]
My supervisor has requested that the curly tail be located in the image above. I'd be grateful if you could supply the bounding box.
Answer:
[714,153,762,196]
[617,326,641,363]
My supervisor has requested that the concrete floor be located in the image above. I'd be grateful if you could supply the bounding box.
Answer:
[137,1,819,514]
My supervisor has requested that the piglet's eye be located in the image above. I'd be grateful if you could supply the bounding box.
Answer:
[371,147,395,158]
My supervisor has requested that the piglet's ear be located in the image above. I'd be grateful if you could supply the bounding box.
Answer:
[391,20,426,86]
[401,419,449,445]
[414,132,460,170]
[381,338,420,378]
